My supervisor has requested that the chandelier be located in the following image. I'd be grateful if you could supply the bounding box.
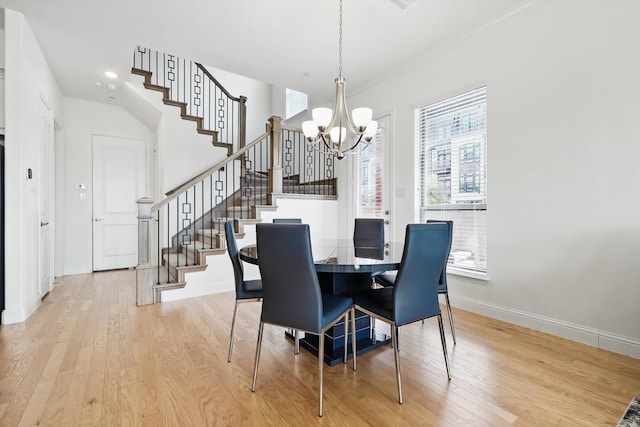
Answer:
[302,0,378,160]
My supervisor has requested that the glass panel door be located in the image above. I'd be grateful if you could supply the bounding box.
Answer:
[351,115,393,244]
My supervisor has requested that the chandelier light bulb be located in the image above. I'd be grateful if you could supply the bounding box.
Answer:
[352,107,373,130]
[363,120,379,141]
[330,127,347,144]
[302,121,317,140]
[312,108,332,131]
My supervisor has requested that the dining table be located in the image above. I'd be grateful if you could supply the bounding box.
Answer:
[239,238,404,365]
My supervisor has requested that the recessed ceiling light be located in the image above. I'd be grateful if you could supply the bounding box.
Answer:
[107,84,117,91]
[390,0,416,9]
[95,82,102,86]
[104,70,118,79]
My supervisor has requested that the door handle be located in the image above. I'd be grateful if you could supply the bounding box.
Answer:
[40,221,49,227]
[94,218,104,222]
[384,220,389,225]
[384,210,390,215]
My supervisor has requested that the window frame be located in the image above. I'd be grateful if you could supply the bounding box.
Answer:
[415,87,488,279]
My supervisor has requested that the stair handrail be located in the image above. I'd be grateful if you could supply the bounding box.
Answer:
[154,129,269,212]
[194,63,243,102]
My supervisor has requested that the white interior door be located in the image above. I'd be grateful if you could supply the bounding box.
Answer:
[350,114,394,243]
[39,96,53,297]
[92,135,146,271]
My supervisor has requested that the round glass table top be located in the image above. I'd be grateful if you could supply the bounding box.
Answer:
[239,238,403,273]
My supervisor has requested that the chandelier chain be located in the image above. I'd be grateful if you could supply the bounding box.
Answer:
[338,0,343,78]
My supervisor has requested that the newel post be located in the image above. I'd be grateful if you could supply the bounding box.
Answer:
[268,116,283,203]
[239,96,248,150]
[136,197,155,306]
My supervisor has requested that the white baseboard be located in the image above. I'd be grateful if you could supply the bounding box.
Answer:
[599,330,640,359]
[450,295,640,359]
[161,280,235,302]
[1,296,41,324]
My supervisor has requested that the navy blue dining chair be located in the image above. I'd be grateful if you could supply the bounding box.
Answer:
[271,217,304,352]
[225,220,263,363]
[252,223,357,417]
[374,220,456,344]
[353,218,384,248]
[272,218,302,223]
[354,218,386,288]
[354,223,451,404]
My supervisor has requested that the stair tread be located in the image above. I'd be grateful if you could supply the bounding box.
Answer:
[179,241,225,251]
[131,68,151,78]
[153,280,186,291]
[164,253,206,269]
[197,129,218,136]
[163,99,186,107]
[181,114,201,122]
[236,218,262,225]
[143,82,168,93]
[196,228,221,237]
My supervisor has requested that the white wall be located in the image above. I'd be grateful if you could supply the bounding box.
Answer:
[345,0,640,357]
[62,98,154,275]
[0,28,5,133]
[3,9,63,323]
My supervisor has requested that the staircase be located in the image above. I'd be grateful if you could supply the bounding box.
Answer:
[132,46,246,156]
[154,171,277,294]
[132,46,336,305]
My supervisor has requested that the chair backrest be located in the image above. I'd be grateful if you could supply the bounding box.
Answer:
[353,218,384,248]
[426,219,453,288]
[256,223,323,333]
[393,223,449,326]
[272,218,302,224]
[224,220,246,296]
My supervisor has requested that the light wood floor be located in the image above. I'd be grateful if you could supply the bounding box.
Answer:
[1,270,639,426]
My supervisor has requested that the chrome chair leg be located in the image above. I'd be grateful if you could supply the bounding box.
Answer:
[371,317,376,342]
[318,333,325,417]
[251,321,265,392]
[437,314,451,380]
[444,293,456,344]
[343,312,348,363]
[227,302,239,362]
[391,322,403,404]
[351,308,357,371]
[294,330,300,355]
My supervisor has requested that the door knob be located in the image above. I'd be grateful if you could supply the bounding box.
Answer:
[384,210,390,215]
[94,218,104,222]
[384,220,389,225]
[40,221,49,227]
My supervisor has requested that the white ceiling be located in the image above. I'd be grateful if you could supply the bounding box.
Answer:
[0,0,533,105]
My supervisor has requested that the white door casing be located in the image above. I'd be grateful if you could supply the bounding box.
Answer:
[92,135,146,271]
[39,95,54,298]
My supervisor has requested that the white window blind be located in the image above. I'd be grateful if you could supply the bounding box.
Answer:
[415,87,487,275]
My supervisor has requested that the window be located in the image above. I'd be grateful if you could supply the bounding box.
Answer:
[285,88,308,120]
[416,87,487,276]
